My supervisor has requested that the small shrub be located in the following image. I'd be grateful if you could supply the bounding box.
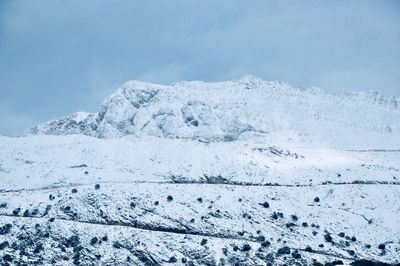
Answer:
[112,241,121,249]
[261,241,271,247]
[90,237,98,245]
[34,243,44,253]
[291,251,301,259]
[286,222,296,228]
[0,241,9,250]
[12,208,21,215]
[324,233,332,242]
[257,235,265,242]
[168,256,177,263]
[242,243,251,252]
[277,246,290,255]
[2,254,13,262]
[68,235,80,247]
[0,224,12,235]
[347,250,355,256]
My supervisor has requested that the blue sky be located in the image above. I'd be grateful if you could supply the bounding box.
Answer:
[0,0,399,136]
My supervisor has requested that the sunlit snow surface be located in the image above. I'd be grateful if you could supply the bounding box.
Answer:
[1,77,399,265]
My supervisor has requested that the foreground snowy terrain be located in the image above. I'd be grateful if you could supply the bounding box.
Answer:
[0,76,399,265]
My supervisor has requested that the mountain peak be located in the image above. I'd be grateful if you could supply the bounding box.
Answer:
[28,77,400,148]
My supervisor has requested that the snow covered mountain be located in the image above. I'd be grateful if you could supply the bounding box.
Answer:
[29,76,400,149]
[1,77,399,265]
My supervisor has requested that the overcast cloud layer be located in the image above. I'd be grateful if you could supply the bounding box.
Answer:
[0,0,399,136]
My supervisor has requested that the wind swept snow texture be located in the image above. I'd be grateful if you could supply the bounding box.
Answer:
[1,76,400,265]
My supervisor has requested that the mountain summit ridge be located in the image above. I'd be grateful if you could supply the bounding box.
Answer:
[29,76,400,148]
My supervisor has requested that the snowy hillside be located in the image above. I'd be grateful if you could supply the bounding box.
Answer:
[1,77,399,265]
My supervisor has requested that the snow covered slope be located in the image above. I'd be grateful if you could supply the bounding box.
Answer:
[1,77,400,265]
[29,76,400,149]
